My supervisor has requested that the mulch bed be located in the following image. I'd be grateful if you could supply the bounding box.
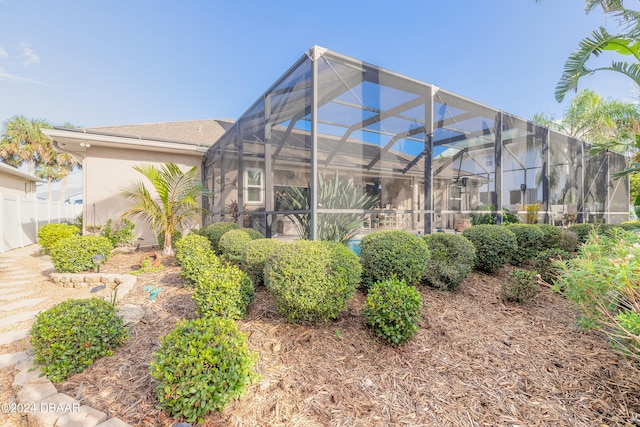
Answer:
[53,249,640,427]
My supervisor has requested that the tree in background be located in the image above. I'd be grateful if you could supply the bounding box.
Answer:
[1,116,81,202]
[121,163,210,256]
[0,115,53,174]
[533,89,639,148]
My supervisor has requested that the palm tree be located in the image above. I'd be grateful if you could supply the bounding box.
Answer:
[533,89,640,150]
[549,1,640,102]
[121,163,211,256]
[0,116,53,174]
[35,163,66,201]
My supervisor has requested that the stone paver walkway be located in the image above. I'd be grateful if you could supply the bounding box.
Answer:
[0,245,134,427]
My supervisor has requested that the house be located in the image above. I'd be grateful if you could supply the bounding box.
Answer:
[43,119,233,244]
[0,162,45,198]
[201,45,629,239]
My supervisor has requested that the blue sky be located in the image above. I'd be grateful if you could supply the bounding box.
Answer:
[0,0,636,131]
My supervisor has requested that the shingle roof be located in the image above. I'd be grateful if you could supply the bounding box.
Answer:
[86,119,234,146]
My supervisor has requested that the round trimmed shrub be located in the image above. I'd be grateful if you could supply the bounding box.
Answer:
[364,277,422,345]
[199,222,239,254]
[462,225,517,273]
[567,223,618,244]
[359,230,430,289]
[264,240,361,323]
[149,317,258,423]
[175,234,220,287]
[219,228,263,263]
[422,233,476,290]
[533,248,571,285]
[241,238,284,286]
[37,223,80,252]
[501,268,539,303]
[30,298,127,382]
[505,224,544,266]
[559,229,579,253]
[193,264,254,319]
[50,235,113,273]
[535,224,564,250]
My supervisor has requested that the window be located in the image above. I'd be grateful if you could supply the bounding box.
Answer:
[245,168,263,204]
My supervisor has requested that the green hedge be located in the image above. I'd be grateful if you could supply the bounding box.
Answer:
[149,317,258,423]
[37,223,80,252]
[462,225,517,273]
[50,235,113,273]
[505,224,544,266]
[423,233,476,290]
[241,238,284,286]
[192,263,255,320]
[264,240,361,323]
[30,298,127,382]
[175,234,220,287]
[359,230,430,289]
[219,228,263,263]
[199,222,239,255]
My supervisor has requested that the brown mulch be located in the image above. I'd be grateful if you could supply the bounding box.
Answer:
[30,250,640,426]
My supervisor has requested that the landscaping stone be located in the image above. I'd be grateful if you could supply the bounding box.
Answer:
[55,405,107,427]
[27,393,79,427]
[13,365,49,391]
[16,382,57,405]
[117,304,145,327]
[2,310,41,328]
[0,329,29,346]
[0,351,28,368]
[0,291,35,300]
[0,297,47,311]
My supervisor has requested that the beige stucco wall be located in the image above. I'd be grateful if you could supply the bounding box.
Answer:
[83,146,203,246]
[0,171,35,197]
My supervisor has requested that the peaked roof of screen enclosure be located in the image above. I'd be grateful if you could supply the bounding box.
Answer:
[205,45,629,227]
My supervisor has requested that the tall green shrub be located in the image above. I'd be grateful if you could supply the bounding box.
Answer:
[37,223,80,252]
[264,240,361,323]
[192,264,254,320]
[505,224,544,266]
[149,317,258,423]
[175,234,220,287]
[462,225,517,273]
[241,238,284,286]
[535,224,564,250]
[359,230,430,289]
[50,235,113,273]
[422,233,476,290]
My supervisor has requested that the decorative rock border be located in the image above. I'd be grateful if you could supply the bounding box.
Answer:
[50,273,136,304]
[7,273,141,426]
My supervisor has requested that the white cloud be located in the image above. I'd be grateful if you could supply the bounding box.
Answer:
[0,46,7,58]
[0,66,43,84]
[20,43,39,65]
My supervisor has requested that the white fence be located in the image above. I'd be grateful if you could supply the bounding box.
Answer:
[0,193,83,254]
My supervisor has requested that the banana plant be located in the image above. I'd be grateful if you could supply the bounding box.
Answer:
[276,171,379,243]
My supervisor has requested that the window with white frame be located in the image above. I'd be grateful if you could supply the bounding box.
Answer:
[245,168,263,204]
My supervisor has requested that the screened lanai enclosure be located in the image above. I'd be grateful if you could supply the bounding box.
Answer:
[202,46,629,239]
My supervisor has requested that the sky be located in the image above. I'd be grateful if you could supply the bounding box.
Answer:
[1,0,638,132]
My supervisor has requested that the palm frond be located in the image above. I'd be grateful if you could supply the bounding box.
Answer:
[555,27,634,101]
